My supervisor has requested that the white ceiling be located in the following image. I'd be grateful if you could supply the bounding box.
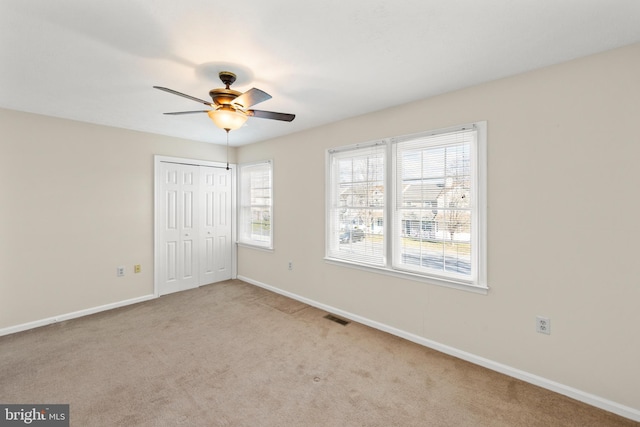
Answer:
[1,1,639,146]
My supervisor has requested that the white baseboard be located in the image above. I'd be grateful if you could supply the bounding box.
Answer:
[0,294,156,337]
[238,275,640,423]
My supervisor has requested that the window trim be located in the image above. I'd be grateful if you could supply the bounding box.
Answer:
[238,159,274,250]
[325,122,487,293]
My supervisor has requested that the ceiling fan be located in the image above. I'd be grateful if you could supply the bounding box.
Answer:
[153,71,295,132]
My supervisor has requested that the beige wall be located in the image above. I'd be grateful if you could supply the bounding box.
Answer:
[0,110,233,327]
[237,43,640,412]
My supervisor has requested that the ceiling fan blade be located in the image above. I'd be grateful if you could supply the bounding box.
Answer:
[153,86,213,106]
[232,88,272,109]
[247,110,296,122]
[163,110,209,115]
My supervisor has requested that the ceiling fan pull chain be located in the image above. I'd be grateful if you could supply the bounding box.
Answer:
[226,129,230,170]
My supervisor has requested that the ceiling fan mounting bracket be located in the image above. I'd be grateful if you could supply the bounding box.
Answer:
[218,71,237,89]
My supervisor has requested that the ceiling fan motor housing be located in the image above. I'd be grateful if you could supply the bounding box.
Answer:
[209,88,242,106]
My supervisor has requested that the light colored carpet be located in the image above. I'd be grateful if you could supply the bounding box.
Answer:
[0,279,635,426]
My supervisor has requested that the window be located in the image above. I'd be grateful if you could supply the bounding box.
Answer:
[326,142,386,266]
[239,161,273,249]
[326,122,487,291]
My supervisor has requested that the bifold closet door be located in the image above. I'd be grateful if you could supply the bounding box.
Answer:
[200,167,233,284]
[158,162,200,296]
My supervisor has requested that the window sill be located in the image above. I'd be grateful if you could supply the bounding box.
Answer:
[237,242,274,252]
[324,257,488,295]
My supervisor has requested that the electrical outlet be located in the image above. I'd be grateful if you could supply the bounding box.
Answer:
[536,316,550,335]
[117,266,125,277]
[134,264,141,274]
[288,261,293,271]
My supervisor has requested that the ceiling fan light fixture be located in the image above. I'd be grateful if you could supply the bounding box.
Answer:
[207,106,248,131]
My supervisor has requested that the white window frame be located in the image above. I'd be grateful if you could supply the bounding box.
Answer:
[238,160,273,250]
[325,122,487,293]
